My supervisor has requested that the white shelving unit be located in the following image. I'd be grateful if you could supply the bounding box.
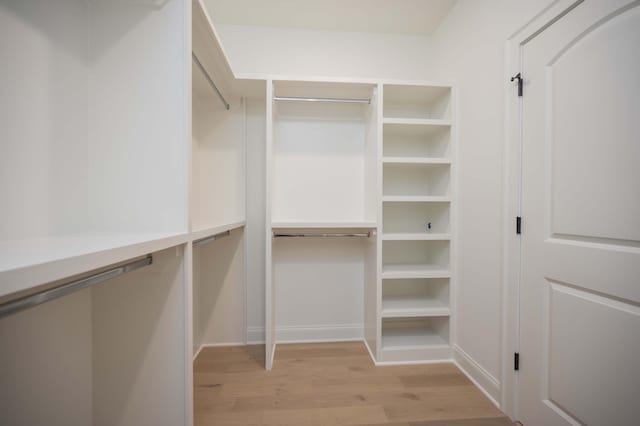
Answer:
[378,83,455,363]
[0,1,191,423]
[190,0,247,362]
[0,1,252,424]
[192,0,245,234]
[265,80,379,369]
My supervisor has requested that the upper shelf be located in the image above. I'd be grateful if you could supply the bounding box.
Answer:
[191,221,246,242]
[383,118,451,126]
[192,0,235,102]
[383,157,450,165]
[383,196,451,203]
[272,221,377,229]
[0,232,190,300]
[383,84,452,121]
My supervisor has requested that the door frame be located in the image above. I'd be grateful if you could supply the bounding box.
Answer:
[501,0,584,419]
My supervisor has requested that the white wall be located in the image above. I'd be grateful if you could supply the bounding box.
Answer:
[430,0,553,401]
[0,0,88,240]
[217,24,434,80]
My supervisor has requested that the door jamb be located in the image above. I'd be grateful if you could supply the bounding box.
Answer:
[501,0,584,419]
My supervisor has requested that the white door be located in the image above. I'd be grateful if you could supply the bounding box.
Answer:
[519,1,640,425]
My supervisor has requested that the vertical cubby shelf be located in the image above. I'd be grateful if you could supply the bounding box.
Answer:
[378,83,454,362]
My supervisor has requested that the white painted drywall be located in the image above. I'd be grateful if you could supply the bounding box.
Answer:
[430,0,553,394]
[216,24,434,81]
[0,0,89,240]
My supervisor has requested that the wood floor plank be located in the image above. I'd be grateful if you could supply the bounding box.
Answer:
[194,342,512,426]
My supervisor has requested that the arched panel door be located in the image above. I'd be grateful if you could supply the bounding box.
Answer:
[519,1,640,425]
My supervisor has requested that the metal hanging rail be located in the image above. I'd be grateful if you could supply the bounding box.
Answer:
[273,232,371,238]
[192,52,230,110]
[274,96,371,105]
[0,255,153,319]
[193,230,231,248]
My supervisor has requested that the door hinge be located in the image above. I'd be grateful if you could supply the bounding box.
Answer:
[516,216,522,234]
[511,73,523,97]
[514,353,520,371]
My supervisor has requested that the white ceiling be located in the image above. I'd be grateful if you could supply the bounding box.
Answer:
[203,0,457,36]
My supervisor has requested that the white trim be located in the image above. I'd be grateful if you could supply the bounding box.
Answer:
[502,0,583,419]
[192,344,203,362]
[192,342,247,362]
[247,325,364,345]
[235,73,455,88]
[363,338,377,363]
[274,324,363,343]
[375,358,453,366]
[199,342,246,348]
[241,97,248,347]
[453,345,501,407]
[449,84,459,357]
[269,343,276,367]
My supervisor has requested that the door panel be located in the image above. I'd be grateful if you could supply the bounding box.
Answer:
[519,1,640,425]
[547,281,640,425]
[550,4,640,243]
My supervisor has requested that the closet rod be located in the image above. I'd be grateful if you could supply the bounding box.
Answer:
[0,255,153,319]
[273,232,371,238]
[274,96,371,105]
[193,230,231,248]
[192,52,230,110]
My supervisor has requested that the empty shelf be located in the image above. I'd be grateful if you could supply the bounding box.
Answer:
[271,221,377,229]
[383,157,451,165]
[382,264,450,279]
[381,327,449,350]
[383,118,451,126]
[0,232,190,299]
[382,233,451,241]
[383,196,451,203]
[191,221,246,242]
[382,296,450,318]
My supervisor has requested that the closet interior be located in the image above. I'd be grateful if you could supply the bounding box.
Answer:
[0,0,455,424]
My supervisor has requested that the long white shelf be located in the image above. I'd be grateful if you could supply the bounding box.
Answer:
[0,231,191,299]
[381,327,449,350]
[381,297,450,318]
[191,220,246,242]
[382,233,451,241]
[382,264,450,279]
[383,196,451,203]
[383,118,452,126]
[271,221,377,229]
[383,157,451,165]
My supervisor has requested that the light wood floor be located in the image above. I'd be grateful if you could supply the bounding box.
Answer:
[194,342,513,426]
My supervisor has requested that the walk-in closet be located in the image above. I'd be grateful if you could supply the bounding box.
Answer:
[2,0,638,425]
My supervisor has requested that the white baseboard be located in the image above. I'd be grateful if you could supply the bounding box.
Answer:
[192,342,246,362]
[363,338,376,363]
[246,324,363,344]
[275,324,363,343]
[192,345,203,362]
[453,344,501,407]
